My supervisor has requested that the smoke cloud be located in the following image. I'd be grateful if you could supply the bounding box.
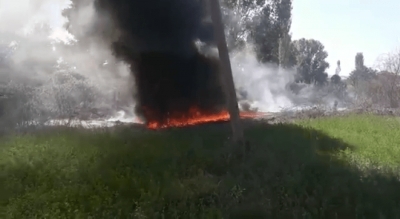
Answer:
[0,0,137,127]
[0,0,344,130]
[92,0,227,125]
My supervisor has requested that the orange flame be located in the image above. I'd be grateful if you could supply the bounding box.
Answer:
[145,106,267,129]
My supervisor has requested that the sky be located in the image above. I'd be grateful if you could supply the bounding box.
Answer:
[291,0,400,76]
[1,0,399,78]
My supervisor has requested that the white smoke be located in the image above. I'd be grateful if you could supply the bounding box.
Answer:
[0,0,132,85]
[0,0,136,130]
[230,46,295,112]
[0,0,70,34]
[221,6,341,113]
[228,44,343,113]
[0,0,346,131]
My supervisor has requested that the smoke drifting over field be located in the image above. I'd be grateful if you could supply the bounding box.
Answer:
[0,0,344,130]
[0,0,136,127]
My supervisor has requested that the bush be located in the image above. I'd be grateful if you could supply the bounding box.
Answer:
[0,69,101,134]
[351,72,400,108]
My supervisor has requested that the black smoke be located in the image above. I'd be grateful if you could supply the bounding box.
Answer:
[87,0,227,125]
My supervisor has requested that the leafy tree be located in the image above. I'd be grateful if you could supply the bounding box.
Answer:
[251,0,292,63]
[278,26,297,68]
[331,74,341,84]
[221,0,271,52]
[222,0,293,64]
[348,53,377,86]
[292,38,329,85]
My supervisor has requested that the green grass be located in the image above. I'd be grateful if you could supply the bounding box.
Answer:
[1,114,400,218]
[298,115,400,169]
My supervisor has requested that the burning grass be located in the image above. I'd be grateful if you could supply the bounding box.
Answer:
[145,107,268,129]
[1,114,400,218]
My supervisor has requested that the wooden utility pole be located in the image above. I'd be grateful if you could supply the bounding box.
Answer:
[208,0,244,144]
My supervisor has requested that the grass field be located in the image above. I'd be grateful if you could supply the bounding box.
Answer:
[1,114,400,218]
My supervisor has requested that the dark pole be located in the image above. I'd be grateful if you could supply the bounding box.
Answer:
[209,0,244,144]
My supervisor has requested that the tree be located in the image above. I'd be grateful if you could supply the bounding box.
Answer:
[331,75,341,84]
[375,48,400,108]
[222,0,293,64]
[222,0,270,50]
[251,0,292,63]
[348,53,376,86]
[292,38,329,85]
[331,60,342,84]
[278,27,296,68]
[378,48,400,76]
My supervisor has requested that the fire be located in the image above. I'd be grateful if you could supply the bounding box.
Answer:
[145,106,267,129]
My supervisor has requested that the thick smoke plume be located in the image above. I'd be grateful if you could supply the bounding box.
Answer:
[93,0,227,124]
[0,0,348,132]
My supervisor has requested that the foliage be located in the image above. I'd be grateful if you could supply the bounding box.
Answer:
[348,53,377,87]
[278,30,297,68]
[0,68,100,134]
[252,0,292,64]
[327,74,349,103]
[361,72,400,108]
[222,0,293,64]
[330,74,341,84]
[1,115,400,218]
[378,48,400,75]
[292,38,330,85]
[376,48,400,107]
[350,51,400,108]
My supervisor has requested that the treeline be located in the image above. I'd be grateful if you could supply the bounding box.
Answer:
[222,0,400,108]
[3,0,399,109]
[222,0,331,85]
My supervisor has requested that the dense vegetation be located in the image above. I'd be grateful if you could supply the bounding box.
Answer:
[1,114,400,218]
